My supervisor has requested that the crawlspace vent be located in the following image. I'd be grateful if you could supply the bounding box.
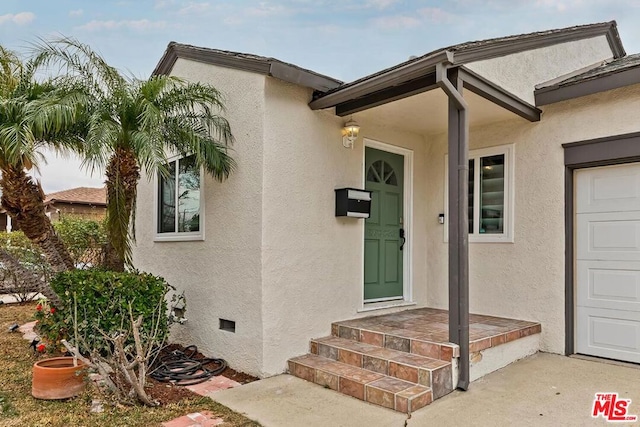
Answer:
[219,318,236,333]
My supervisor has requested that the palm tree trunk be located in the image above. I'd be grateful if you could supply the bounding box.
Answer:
[0,165,75,274]
[104,147,140,272]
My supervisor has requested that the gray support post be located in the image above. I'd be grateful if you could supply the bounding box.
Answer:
[439,65,470,391]
[455,68,470,391]
[447,88,460,347]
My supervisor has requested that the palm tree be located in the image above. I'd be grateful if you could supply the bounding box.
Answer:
[35,38,235,271]
[0,46,84,306]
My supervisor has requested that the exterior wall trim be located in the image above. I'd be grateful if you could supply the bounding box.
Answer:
[563,131,640,356]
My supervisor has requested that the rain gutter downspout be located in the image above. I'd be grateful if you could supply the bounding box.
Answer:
[436,61,470,391]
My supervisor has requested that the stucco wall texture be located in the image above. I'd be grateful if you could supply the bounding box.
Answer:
[260,77,430,374]
[133,58,267,375]
[466,35,613,105]
[425,83,640,355]
[133,34,631,376]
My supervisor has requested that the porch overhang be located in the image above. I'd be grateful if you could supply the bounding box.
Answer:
[310,62,540,123]
[309,21,622,116]
[310,61,538,392]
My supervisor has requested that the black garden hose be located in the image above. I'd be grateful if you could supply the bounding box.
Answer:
[150,345,227,386]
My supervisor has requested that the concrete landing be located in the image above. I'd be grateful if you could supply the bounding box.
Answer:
[408,353,640,427]
[211,374,408,427]
[212,353,640,427]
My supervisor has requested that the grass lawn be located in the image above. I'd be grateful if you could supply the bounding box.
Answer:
[0,302,260,427]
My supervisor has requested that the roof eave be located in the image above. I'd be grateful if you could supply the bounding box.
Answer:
[152,42,342,92]
[309,50,453,110]
[535,65,640,106]
[310,21,625,112]
[452,21,625,64]
[46,199,107,207]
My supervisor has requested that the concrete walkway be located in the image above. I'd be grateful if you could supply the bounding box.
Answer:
[211,353,640,427]
[212,374,407,427]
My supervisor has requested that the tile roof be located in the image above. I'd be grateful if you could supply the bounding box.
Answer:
[45,187,107,206]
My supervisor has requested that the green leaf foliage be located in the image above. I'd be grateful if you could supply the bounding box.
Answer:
[53,216,107,266]
[40,270,174,356]
[0,216,106,269]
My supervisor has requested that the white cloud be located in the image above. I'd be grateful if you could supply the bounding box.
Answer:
[371,7,458,30]
[372,15,421,30]
[154,0,176,8]
[69,9,83,17]
[178,2,210,15]
[0,12,35,26]
[535,0,568,11]
[78,19,167,32]
[245,2,289,17]
[534,0,605,12]
[417,7,457,24]
[365,0,399,9]
[223,16,244,26]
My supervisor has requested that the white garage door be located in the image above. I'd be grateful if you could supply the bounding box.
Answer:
[576,163,640,363]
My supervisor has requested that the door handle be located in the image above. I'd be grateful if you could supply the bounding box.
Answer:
[399,228,406,251]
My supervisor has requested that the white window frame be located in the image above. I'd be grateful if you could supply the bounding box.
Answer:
[444,144,515,243]
[153,154,205,242]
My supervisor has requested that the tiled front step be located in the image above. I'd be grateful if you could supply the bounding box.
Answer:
[331,308,542,359]
[288,354,432,413]
[331,323,459,362]
[311,336,453,400]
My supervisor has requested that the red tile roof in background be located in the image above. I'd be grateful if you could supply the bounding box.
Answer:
[45,186,107,206]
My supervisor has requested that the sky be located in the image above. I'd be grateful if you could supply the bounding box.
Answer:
[3,0,640,192]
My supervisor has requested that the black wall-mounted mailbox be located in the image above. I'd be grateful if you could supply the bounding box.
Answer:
[335,188,372,218]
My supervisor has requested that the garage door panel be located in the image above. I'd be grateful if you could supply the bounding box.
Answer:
[577,261,640,312]
[575,163,640,214]
[576,212,640,261]
[576,307,640,363]
[576,163,640,364]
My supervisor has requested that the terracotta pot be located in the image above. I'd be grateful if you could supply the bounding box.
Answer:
[32,357,86,400]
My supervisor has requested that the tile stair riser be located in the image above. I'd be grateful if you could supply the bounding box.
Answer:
[310,339,451,392]
[331,323,540,360]
[331,323,458,362]
[297,309,542,413]
[288,357,432,413]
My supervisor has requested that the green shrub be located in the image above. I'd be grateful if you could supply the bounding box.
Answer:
[53,217,107,266]
[37,270,174,355]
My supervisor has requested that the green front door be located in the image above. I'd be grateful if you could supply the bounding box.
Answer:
[364,147,404,301]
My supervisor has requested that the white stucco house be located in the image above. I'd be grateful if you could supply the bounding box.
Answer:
[134,21,640,411]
